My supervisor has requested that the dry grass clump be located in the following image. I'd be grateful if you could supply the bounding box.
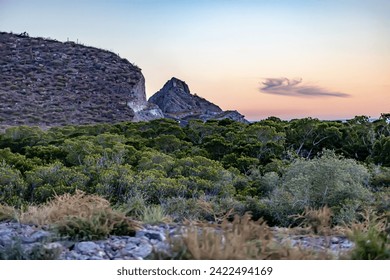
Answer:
[19,191,141,240]
[346,209,390,259]
[291,206,333,235]
[196,198,235,223]
[141,205,172,225]
[163,213,333,260]
[0,204,18,222]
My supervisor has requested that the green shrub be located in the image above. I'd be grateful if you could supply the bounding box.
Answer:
[61,138,102,165]
[141,204,171,225]
[120,192,147,218]
[94,164,135,203]
[161,197,203,221]
[348,211,390,260]
[372,136,390,167]
[0,163,27,206]
[55,209,134,240]
[247,169,279,197]
[265,150,372,226]
[131,170,186,204]
[24,145,66,164]
[369,166,390,191]
[0,148,41,172]
[25,162,89,203]
[137,150,175,174]
[0,126,46,153]
[173,156,237,197]
[242,196,274,224]
[0,204,18,221]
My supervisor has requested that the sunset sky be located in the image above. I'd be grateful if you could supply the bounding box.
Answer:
[1,0,389,121]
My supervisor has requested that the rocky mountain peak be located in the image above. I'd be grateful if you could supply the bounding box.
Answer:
[149,77,222,116]
[149,77,249,124]
[162,77,191,94]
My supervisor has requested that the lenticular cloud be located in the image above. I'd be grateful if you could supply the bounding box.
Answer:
[260,77,350,98]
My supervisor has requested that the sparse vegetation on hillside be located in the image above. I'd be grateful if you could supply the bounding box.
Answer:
[0,32,145,129]
[0,116,389,259]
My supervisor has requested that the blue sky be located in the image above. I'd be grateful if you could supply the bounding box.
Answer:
[1,0,389,120]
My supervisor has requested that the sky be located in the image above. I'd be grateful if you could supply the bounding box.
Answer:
[1,0,389,121]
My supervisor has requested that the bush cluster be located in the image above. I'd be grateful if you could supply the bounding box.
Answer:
[0,117,388,228]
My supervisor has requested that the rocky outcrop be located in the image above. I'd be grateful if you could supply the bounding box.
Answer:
[205,110,249,123]
[149,77,222,118]
[0,32,163,129]
[149,77,249,124]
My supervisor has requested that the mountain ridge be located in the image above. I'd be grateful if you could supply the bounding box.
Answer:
[149,77,249,124]
[0,32,248,129]
[0,31,163,130]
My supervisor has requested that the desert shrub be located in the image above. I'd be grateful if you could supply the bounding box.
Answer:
[265,150,372,226]
[137,150,175,174]
[369,166,390,191]
[0,148,41,172]
[25,162,89,203]
[162,195,244,223]
[0,204,18,222]
[119,192,147,218]
[195,196,245,222]
[131,170,185,204]
[372,189,390,215]
[347,210,390,260]
[247,169,279,197]
[140,204,171,225]
[172,156,237,197]
[0,163,27,206]
[332,199,363,225]
[242,196,275,224]
[0,125,46,153]
[372,136,390,167]
[148,134,192,154]
[222,153,260,173]
[291,206,333,235]
[19,191,141,240]
[161,197,204,222]
[94,164,135,203]
[61,137,102,166]
[24,145,66,164]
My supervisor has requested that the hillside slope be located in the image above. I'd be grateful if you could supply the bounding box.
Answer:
[0,32,163,130]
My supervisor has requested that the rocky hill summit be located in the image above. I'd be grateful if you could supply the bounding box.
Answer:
[0,32,163,130]
[149,77,249,124]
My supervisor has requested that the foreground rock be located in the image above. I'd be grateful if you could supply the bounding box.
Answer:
[0,222,353,260]
[0,222,174,260]
[149,77,249,124]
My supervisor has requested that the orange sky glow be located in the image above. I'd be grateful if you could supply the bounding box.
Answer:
[1,0,389,121]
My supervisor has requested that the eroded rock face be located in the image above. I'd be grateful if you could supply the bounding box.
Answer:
[149,77,249,124]
[149,77,222,117]
[0,32,163,129]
